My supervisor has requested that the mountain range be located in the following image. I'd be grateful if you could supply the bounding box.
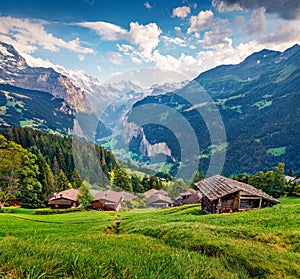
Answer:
[127,44,300,176]
[1,41,300,176]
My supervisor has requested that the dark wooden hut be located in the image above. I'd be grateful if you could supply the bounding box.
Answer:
[195,175,279,214]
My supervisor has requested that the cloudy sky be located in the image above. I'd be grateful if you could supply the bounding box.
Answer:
[1,0,300,82]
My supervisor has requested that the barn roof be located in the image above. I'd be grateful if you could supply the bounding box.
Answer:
[195,175,279,204]
[146,194,172,205]
[48,188,80,204]
[144,189,168,198]
[94,190,123,204]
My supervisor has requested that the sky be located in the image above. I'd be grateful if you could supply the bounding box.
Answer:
[1,0,300,83]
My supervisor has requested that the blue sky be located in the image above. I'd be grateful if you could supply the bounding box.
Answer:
[1,0,300,82]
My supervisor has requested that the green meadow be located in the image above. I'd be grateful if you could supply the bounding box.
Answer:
[0,197,299,278]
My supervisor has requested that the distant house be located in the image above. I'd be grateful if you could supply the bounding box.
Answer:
[195,175,279,214]
[173,188,201,206]
[120,191,135,201]
[144,189,168,198]
[285,175,295,183]
[146,194,172,208]
[92,190,123,211]
[48,189,80,209]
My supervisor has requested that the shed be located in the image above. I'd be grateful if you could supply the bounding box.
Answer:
[195,175,279,214]
[48,189,80,209]
[92,190,123,211]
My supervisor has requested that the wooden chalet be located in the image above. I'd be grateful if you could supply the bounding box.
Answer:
[146,194,172,208]
[48,189,80,209]
[173,188,201,206]
[92,190,123,211]
[195,175,280,214]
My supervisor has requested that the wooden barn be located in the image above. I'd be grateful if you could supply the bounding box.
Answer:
[92,190,123,211]
[48,189,80,209]
[195,175,280,214]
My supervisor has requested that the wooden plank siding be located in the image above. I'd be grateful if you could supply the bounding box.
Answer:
[196,175,279,214]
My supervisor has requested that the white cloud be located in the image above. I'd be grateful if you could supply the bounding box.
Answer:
[201,20,232,50]
[128,22,162,57]
[77,21,127,40]
[187,10,214,33]
[0,16,95,55]
[107,51,123,65]
[259,20,300,49]
[162,36,187,47]
[175,26,184,37]
[172,6,191,18]
[131,56,143,64]
[117,44,134,53]
[78,54,85,61]
[194,32,201,39]
[144,2,152,9]
[78,21,162,58]
[97,65,102,73]
[246,7,267,36]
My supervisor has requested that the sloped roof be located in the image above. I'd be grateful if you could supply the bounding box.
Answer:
[144,189,158,198]
[195,175,279,204]
[146,193,172,205]
[285,175,295,182]
[94,190,122,204]
[48,189,80,203]
[120,191,135,201]
[144,189,168,198]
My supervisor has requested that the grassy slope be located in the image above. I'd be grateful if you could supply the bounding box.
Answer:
[0,197,299,278]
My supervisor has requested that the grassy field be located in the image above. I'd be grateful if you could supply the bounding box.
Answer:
[0,197,299,278]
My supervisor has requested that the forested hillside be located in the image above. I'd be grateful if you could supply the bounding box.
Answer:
[0,127,118,207]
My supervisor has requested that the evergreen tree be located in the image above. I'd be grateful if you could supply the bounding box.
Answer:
[78,181,93,209]
[112,166,132,192]
[36,150,55,203]
[131,175,144,193]
[55,169,71,192]
[271,163,285,198]
[71,168,83,188]
[142,175,151,191]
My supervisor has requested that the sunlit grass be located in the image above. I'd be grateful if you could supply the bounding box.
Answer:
[0,197,299,278]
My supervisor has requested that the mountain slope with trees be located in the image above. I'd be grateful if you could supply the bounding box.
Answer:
[127,44,300,176]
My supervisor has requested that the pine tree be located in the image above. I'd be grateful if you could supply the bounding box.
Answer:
[112,166,132,192]
[71,168,83,188]
[131,175,144,193]
[36,150,55,203]
[55,169,71,192]
[271,163,285,198]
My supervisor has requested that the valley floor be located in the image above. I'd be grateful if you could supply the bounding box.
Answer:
[0,197,300,278]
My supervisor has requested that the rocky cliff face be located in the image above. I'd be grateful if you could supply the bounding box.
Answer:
[0,42,89,112]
